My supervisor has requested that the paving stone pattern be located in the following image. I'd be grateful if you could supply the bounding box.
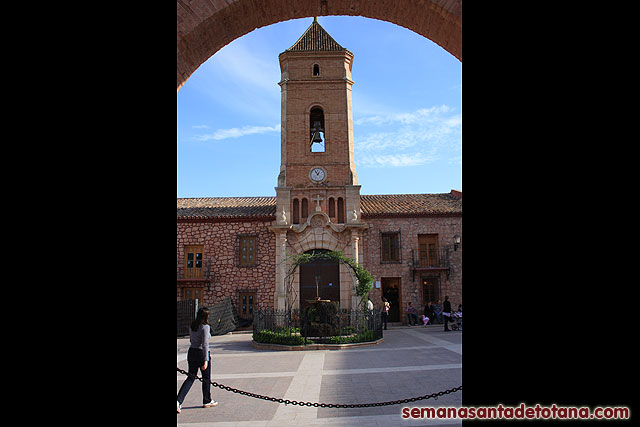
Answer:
[177,327,462,426]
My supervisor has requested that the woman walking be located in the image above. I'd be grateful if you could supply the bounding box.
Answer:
[177,307,218,413]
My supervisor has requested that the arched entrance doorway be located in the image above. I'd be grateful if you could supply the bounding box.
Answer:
[299,249,340,311]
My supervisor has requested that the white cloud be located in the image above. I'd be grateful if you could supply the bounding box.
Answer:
[186,38,281,121]
[213,43,281,94]
[354,105,461,168]
[194,124,281,141]
[358,153,438,168]
[354,105,453,126]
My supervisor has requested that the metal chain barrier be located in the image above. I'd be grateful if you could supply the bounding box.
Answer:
[177,367,462,408]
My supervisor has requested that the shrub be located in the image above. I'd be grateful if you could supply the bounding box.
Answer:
[327,329,376,344]
[302,301,339,337]
[253,329,313,346]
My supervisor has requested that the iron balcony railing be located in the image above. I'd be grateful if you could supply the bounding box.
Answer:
[410,247,451,268]
[409,247,452,280]
[177,259,213,281]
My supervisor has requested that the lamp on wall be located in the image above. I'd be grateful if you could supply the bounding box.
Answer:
[453,234,461,251]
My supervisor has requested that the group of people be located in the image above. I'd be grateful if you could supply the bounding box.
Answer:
[404,296,462,332]
[376,295,461,332]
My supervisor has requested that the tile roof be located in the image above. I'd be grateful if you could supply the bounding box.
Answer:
[286,17,346,52]
[177,193,461,220]
[177,197,277,220]
[360,194,462,217]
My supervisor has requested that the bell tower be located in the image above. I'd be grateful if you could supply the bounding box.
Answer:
[275,17,360,226]
[271,18,365,311]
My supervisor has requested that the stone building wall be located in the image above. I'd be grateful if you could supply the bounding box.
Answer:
[176,219,276,310]
[176,213,462,323]
[360,215,462,323]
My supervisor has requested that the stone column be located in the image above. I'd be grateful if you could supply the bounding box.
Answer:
[351,234,360,310]
[274,231,288,310]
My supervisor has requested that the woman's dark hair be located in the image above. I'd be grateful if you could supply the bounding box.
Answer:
[190,307,210,331]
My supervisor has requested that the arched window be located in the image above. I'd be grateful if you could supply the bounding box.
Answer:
[301,198,309,220]
[313,64,320,76]
[292,198,299,224]
[337,197,345,224]
[310,107,325,153]
[328,197,335,218]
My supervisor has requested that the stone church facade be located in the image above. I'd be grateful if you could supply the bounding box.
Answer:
[177,19,462,324]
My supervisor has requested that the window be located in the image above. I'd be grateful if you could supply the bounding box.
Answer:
[239,235,257,266]
[418,234,439,267]
[309,107,325,152]
[184,245,204,278]
[337,197,345,223]
[239,291,257,319]
[301,198,309,220]
[292,198,300,224]
[381,232,400,263]
[313,64,320,76]
[328,197,335,218]
[183,287,204,302]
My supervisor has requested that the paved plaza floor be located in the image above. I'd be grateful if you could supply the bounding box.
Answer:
[177,326,462,426]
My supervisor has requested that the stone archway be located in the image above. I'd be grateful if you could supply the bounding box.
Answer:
[177,0,461,91]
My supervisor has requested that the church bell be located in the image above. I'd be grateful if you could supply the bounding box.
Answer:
[311,121,324,143]
[311,131,323,143]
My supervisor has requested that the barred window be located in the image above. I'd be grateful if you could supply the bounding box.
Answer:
[381,232,400,263]
[239,235,257,266]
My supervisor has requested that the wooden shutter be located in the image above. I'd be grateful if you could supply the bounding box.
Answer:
[418,235,438,266]
[184,245,204,278]
[381,232,400,262]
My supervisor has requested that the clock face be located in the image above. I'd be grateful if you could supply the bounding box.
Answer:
[310,167,326,182]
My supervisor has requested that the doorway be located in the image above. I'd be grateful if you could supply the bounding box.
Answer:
[381,277,401,322]
[422,277,440,306]
[299,249,340,311]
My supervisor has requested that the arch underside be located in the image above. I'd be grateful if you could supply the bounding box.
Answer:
[177,0,462,90]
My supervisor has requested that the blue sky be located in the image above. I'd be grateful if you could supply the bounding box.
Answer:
[177,16,461,198]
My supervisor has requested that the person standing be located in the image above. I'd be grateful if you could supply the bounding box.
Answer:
[442,296,452,332]
[177,307,218,413]
[366,298,374,330]
[381,297,390,330]
[433,300,443,324]
[406,302,419,326]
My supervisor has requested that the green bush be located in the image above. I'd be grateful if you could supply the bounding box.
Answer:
[253,329,313,346]
[327,329,376,344]
[302,301,339,337]
[275,326,300,334]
